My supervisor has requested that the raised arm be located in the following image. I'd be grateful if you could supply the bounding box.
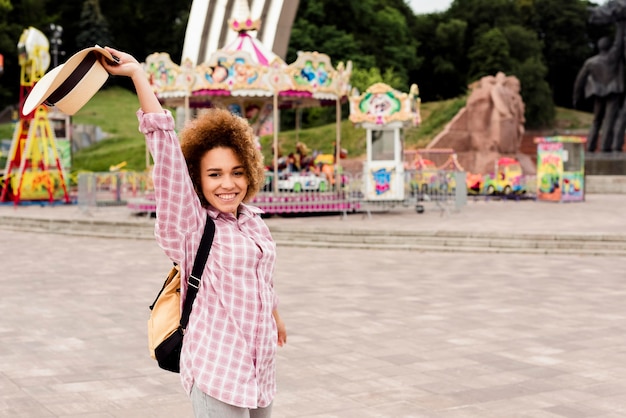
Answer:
[101,47,163,114]
[101,46,204,266]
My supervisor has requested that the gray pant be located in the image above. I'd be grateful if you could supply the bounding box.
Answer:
[191,384,273,418]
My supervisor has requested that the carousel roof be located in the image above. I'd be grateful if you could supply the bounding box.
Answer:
[221,30,278,67]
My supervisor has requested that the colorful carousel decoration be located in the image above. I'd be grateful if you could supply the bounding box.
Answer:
[142,0,352,200]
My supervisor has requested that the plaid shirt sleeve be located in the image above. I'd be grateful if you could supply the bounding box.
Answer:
[137,110,204,265]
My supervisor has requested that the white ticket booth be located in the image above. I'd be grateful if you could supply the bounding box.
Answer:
[349,82,420,202]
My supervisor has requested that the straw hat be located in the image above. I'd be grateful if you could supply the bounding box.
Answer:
[22,45,116,116]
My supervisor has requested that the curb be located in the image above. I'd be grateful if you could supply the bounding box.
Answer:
[2,215,626,256]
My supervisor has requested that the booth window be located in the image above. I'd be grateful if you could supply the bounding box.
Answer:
[562,142,582,172]
[371,130,395,161]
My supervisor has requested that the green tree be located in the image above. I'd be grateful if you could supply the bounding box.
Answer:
[11,0,48,27]
[467,27,512,80]
[436,0,562,127]
[360,5,420,86]
[515,56,555,128]
[502,24,554,128]
[0,0,606,130]
[449,0,521,29]
[289,0,420,88]
[0,0,15,108]
[502,24,543,64]
[75,0,113,49]
[433,18,467,80]
[410,14,461,100]
[350,66,404,94]
[524,0,595,108]
[100,0,190,63]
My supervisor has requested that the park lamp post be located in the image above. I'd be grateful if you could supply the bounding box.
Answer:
[49,24,64,68]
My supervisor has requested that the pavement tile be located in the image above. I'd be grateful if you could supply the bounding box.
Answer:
[3,197,626,416]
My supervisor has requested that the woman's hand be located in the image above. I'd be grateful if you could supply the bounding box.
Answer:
[273,310,287,347]
[101,46,164,114]
[101,47,143,79]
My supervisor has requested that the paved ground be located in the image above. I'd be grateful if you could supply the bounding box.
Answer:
[2,195,626,417]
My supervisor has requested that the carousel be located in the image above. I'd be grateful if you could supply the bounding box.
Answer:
[132,0,355,214]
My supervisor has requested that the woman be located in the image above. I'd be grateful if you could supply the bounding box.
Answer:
[102,47,286,417]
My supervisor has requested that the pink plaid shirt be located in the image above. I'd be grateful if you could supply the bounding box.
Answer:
[138,110,278,408]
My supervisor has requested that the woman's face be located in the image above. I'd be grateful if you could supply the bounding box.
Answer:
[199,146,249,215]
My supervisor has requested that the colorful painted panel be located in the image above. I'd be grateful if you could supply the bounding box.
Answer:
[145,52,182,92]
[561,172,584,202]
[372,167,394,195]
[365,163,404,201]
[536,142,563,201]
[287,51,334,93]
[535,136,585,202]
[196,50,270,92]
[11,171,67,200]
[349,83,420,126]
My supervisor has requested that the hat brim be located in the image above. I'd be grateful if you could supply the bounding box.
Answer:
[22,45,114,116]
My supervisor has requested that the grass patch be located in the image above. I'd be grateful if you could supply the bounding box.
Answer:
[72,136,149,172]
[71,86,151,172]
[72,86,144,136]
[0,123,13,140]
[405,97,468,149]
[552,106,594,131]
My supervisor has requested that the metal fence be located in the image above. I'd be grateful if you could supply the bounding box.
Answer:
[342,170,468,216]
[252,169,468,216]
[409,170,468,215]
[77,171,153,212]
[77,170,541,217]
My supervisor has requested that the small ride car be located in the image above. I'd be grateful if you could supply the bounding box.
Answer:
[483,157,525,195]
[277,172,329,192]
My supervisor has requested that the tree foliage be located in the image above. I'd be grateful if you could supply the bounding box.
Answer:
[0,0,611,129]
[75,0,113,50]
[411,0,597,127]
[288,0,420,90]
[468,28,513,79]
[0,0,190,109]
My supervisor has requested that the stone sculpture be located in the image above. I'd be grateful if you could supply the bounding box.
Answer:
[427,72,532,174]
[573,1,626,152]
[573,22,625,152]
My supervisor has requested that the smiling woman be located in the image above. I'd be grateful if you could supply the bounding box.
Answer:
[102,46,288,415]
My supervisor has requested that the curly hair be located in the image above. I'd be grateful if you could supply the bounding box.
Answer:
[179,108,265,207]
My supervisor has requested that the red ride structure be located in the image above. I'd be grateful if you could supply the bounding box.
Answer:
[0,27,70,205]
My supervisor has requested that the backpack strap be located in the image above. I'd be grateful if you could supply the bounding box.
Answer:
[180,214,215,330]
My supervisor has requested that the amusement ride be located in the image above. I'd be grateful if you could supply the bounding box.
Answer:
[0,26,70,204]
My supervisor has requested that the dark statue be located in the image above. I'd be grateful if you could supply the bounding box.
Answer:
[574,0,626,152]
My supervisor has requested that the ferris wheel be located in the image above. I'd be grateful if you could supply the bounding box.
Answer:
[17,26,51,86]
